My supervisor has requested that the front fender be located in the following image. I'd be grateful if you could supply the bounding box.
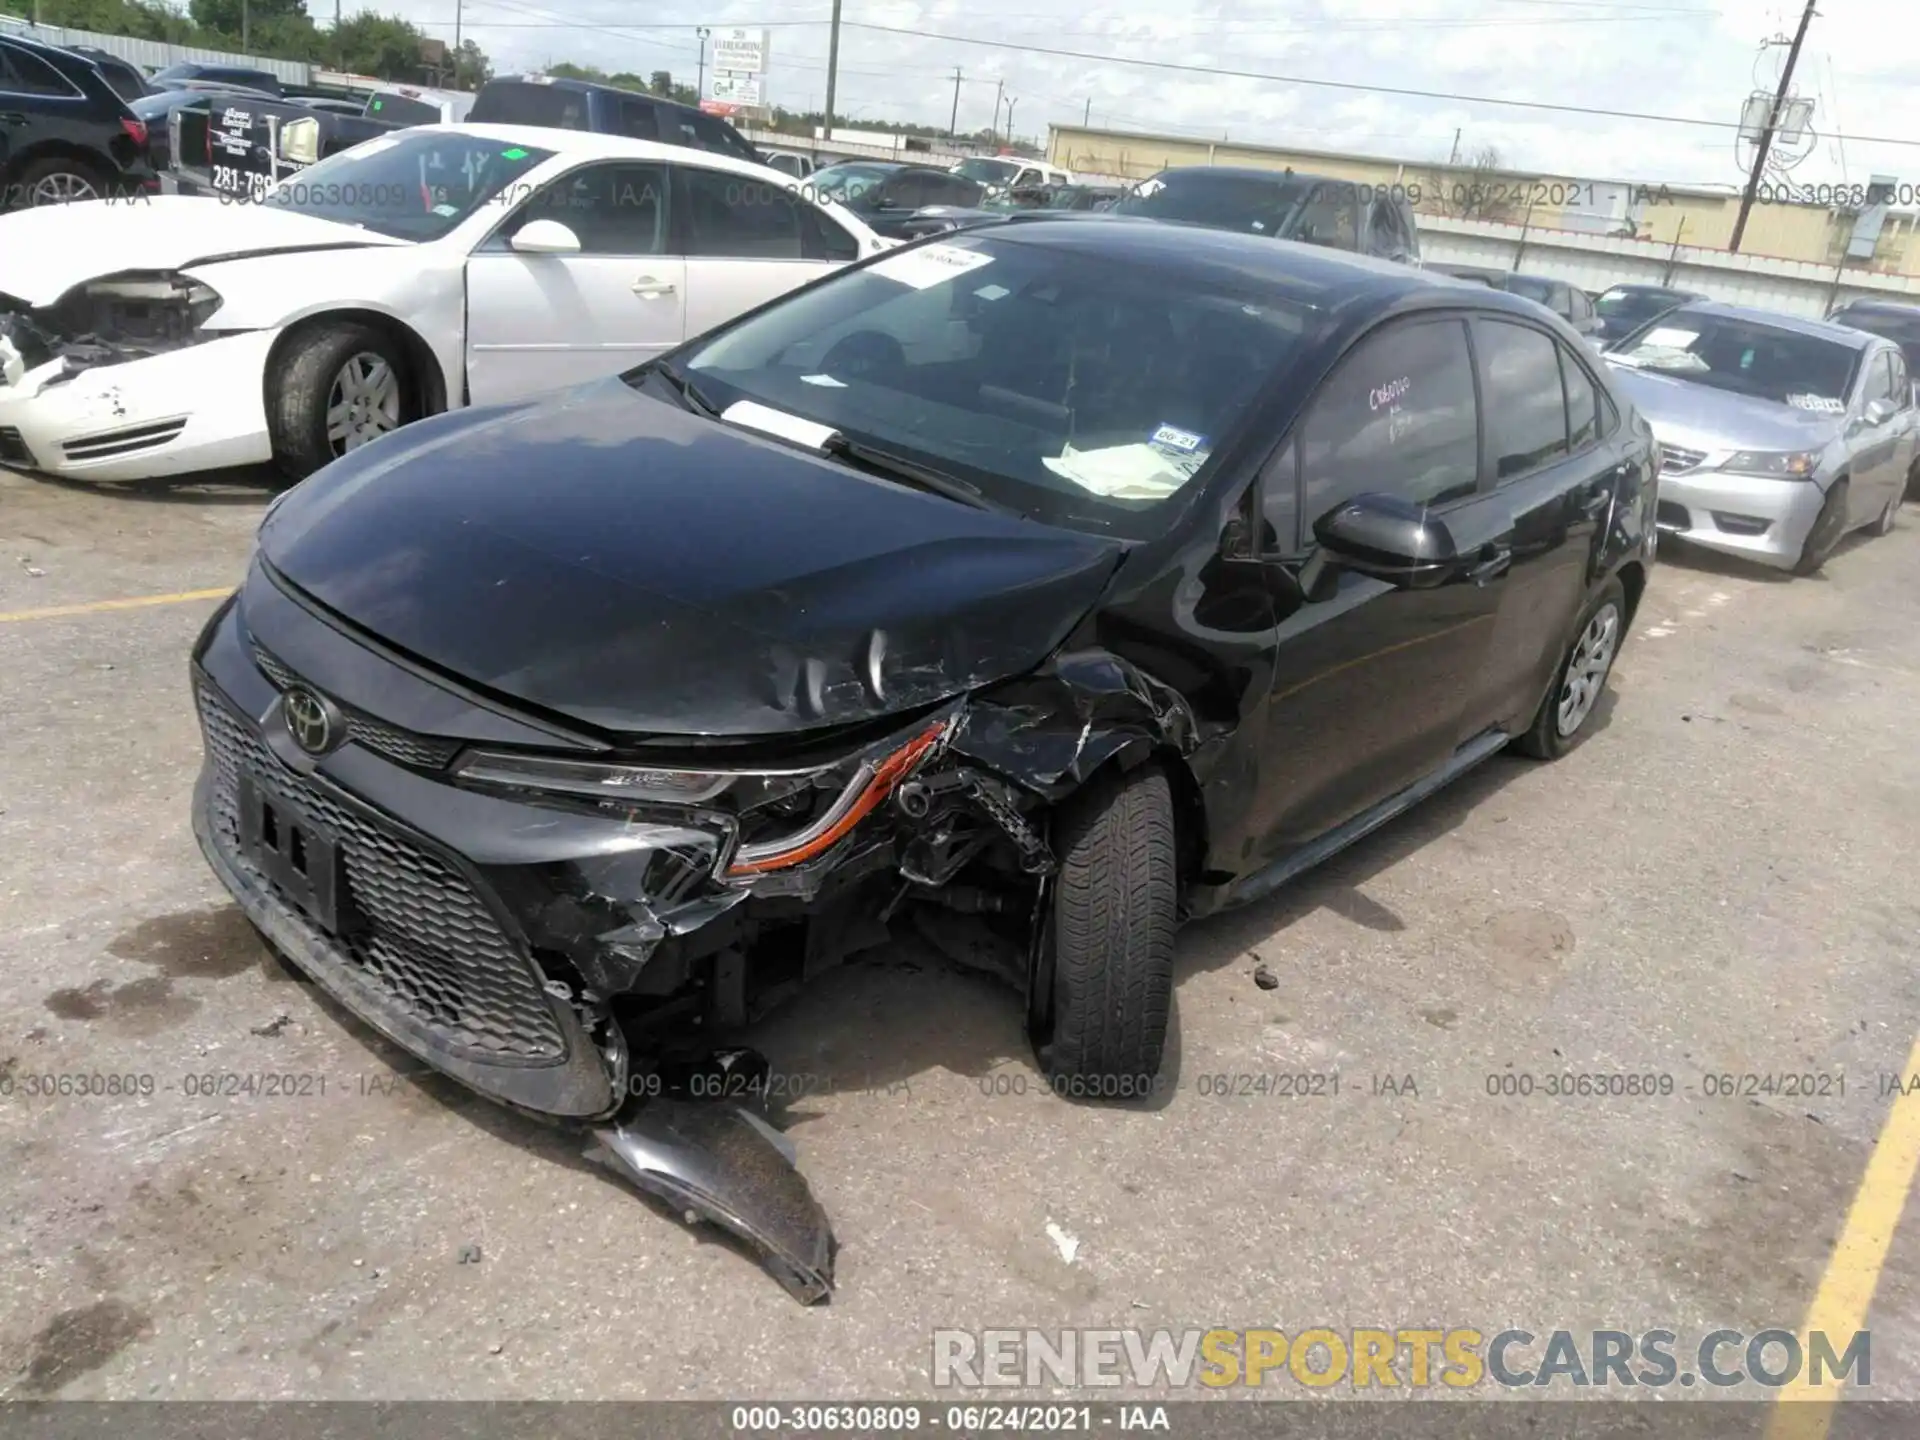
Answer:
[952,648,1199,799]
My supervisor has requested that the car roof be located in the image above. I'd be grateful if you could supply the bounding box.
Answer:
[412,121,761,170]
[966,214,1535,316]
[1831,297,1920,315]
[1603,282,1698,297]
[1655,299,1883,349]
[491,74,705,116]
[1148,165,1340,186]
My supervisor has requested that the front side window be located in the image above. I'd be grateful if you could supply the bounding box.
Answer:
[681,167,805,259]
[616,97,659,139]
[1562,347,1599,449]
[503,161,667,254]
[1,44,77,98]
[1299,317,1480,518]
[1890,350,1912,407]
[1608,311,1860,410]
[1863,351,1899,406]
[261,131,555,242]
[470,81,587,130]
[670,234,1311,539]
[1477,319,1572,482]
[1289,189,1358,250]
[807,164,893,208]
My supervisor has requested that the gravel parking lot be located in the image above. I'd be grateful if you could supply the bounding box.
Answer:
[2,464,1918,1410]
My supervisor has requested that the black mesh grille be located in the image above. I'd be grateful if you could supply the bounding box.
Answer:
[198,684,566,1061]
[252,646,463,770]
[0,427,35,468]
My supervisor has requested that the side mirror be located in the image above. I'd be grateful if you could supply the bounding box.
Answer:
[1864,397,1897,426]
[1312,492,1459,588]
[510,218,581,255]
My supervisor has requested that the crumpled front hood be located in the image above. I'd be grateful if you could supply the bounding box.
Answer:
[260,378,1125,738]
[1607,363,1846,453]
[0,196,406,306]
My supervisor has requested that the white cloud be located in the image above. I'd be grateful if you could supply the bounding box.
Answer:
[370,0,1920,188]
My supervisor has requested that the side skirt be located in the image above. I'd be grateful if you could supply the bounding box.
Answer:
[1195,727,1512,917]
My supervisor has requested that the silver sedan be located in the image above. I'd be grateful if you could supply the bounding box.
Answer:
[1605,301,1914,574]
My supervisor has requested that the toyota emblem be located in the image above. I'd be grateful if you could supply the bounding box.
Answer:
[283,686,337,755]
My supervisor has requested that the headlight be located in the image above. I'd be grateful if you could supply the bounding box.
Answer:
[454,716,952,877]
[1721,450,1821,479]
[279,117,320,167]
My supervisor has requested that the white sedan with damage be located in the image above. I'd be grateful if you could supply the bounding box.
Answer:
[0,124,888,481]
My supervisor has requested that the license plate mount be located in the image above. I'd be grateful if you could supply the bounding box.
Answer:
[238,774,344,934]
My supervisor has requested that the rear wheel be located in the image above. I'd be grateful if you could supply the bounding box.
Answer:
[16,156,107,207]
[1794,479,1849,575]
[1515,578,1625,761]
[266,321,413,482]
[1030,765,1176,1097]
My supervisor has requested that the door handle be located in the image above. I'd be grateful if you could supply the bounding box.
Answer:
[1466,542,1512,586]
[0,112,27,125]
[631,277,676,298]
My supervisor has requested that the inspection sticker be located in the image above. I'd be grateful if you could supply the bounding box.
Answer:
[1150,423,1206,454]
[1787,393,1846,413]
[868,243,994,290]
[1639,327,1699,350]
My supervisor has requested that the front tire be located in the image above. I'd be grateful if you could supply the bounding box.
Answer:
[1032,765,1176,1094]
[1794,479,1848,575]
[1515,578,1625,761]
[266,322,412,482]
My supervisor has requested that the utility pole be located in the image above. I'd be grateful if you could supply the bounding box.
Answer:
[1730,0,1818,253]
[453,0,463,79]
[1083,97,1091,127]
[949,67,962,138]
[991,78,1003,146]
[823,0,843,138]
[1005,97,1017,146]
[696,27,710,103]
[1448,127,1461,164]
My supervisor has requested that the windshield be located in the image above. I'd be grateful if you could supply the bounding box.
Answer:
[955,158,1021,186]
[260,131,554,242]
[1504,275,1556,304]
[808,164,893,206]
[1609,312,1861,409]
[1832,307,1920,375]
[1596,287,1686,319]
[1113,171,1306,236]
[662,234,1311,540]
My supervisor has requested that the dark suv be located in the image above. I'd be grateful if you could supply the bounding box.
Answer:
[1,34,156,208]
[468,76,762,165]
[1112,166,1421,264]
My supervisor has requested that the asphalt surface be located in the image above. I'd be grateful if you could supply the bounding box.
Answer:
[2,463,1918,1409]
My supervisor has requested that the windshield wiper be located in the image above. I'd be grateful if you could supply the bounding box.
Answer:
[823,435,1009,514]
[652,360,721,418]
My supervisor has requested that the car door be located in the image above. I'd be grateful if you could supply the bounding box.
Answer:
[1464,315,1622,733]
[673,162,860,339]
[1239,314,1511,856]
[1,41,81,187]
[464,160,686,404]
[1846,348,1910,521]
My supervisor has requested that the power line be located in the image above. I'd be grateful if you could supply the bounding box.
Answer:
[830,20,1920,150]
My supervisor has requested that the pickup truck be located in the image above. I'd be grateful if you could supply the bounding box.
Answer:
[167,93,406,201]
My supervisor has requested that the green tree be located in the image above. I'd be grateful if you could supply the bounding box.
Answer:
[451,38,490,88]
[332,11,426,80]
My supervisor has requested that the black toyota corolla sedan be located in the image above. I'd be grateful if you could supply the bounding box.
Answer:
[190,215,1656,1300]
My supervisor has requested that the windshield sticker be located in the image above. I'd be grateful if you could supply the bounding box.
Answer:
[974,283,1010,301]
[800,374,848,388]
[1369,377,1412,411]
[1149,423,1206,454]
[1787,393,1847,413]
[1044,441,1206,501]
[1639,327,1700,350]
[720,399,839,451]
[867,244,994,291]
[501,147,530,160]
[432,203,459,217]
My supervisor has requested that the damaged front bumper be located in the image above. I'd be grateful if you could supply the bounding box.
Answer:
[0,281,275,479]
[188,580,1071,1302]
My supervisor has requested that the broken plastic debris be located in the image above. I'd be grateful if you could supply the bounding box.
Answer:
[590,1098,835,1305]
[1045,1218,1080,1264]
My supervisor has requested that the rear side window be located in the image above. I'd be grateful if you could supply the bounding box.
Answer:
[617,96,658,139]
[0,44,77,98]
[680,167,804,259]
[1477,319,1572,482]
[1299,317,1480,516]
[471,81,588,130]
[367,93,441,125]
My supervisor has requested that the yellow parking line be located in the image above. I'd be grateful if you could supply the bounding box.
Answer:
[1766,1030,1920,1440]
[0,586,232,624]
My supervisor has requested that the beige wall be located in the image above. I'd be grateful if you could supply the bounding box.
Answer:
[1047,125,1920,275]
